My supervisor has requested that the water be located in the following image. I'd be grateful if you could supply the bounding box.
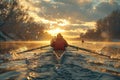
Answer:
[0,41,120,80]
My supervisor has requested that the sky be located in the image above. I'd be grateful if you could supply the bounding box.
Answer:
[19,0,120,38]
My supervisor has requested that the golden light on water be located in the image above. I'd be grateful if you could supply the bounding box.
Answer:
[47,28,65,36]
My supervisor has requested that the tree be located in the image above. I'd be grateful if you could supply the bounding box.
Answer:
[0,0,50,40]
[81,10,120,41]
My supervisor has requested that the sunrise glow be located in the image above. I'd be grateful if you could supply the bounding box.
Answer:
[47,28,65,36]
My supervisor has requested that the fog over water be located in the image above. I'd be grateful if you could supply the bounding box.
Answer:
[0,41,120,80]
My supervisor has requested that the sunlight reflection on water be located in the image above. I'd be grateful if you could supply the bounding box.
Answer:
[0,41,120,79]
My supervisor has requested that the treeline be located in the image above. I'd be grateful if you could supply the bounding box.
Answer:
[80,10,120,41]
[0,0,51,41]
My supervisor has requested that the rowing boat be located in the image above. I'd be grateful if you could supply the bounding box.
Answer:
[15,44,120,62]
[53,50,65,60]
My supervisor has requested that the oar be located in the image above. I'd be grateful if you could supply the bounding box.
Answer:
[69,45,98,54]
[68,45,120,60]
[17,45,50,54]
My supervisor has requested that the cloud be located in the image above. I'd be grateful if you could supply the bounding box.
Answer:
[38,0,94,23]
[19,0,120,22]
[38,0,120,22]
[93,1,120,18]
[18,0,120,37]
[54,0,92,5]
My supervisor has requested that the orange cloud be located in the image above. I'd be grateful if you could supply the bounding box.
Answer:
[81,21,96,29]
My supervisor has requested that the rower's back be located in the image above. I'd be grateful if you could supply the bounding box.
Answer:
[51,33,68,51]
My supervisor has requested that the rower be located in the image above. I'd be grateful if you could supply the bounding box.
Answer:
[50,33,68,51]
[50,33,68,65]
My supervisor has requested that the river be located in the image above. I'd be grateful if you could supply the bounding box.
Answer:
[0,41,120,80]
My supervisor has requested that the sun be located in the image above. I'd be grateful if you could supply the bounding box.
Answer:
[47,28,65,36]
